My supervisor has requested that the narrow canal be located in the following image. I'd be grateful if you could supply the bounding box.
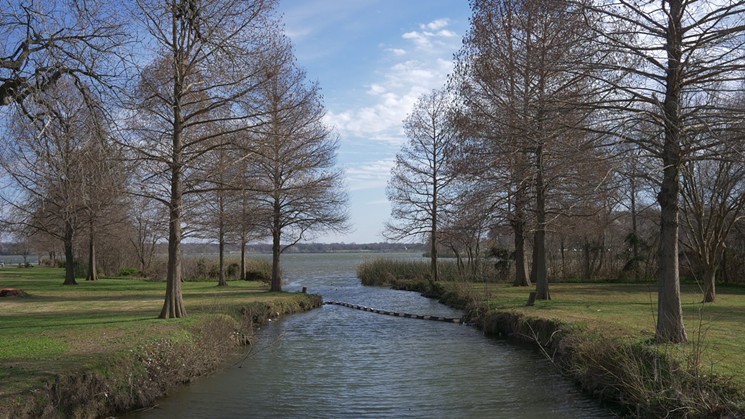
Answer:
[131,253,614,418]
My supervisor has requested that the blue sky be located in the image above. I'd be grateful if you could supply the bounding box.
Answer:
[277,0,471,243]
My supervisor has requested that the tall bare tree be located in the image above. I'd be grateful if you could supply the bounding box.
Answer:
[129,0,279,318]
[81,130,128,281]
[246,42,348,292]
[0,77,109,284]
[385,89,457,282]
[226,159,269,281]
[452,0,603,298]
[126,194,167,276]
[681,151,745,303]
[582,0,745,343]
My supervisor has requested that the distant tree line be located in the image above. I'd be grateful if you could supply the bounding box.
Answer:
[385,0,745,344]
[0,0,348,318]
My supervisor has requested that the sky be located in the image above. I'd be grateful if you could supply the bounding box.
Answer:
[277,0,472,244]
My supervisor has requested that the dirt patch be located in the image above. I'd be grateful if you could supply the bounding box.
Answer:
[0,288,28,297]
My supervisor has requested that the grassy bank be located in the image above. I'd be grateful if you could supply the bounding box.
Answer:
[0,267,321,418]
[358,260,745,417]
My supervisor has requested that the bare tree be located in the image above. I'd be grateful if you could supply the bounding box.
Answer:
[385,89,457,282]
[80,129,128,281]
[128,0,280,318]
[246,44,348,292]
[189,132,236,287]
[681,151,745,303]
[582,0,745,343]
[226,159,269,281]
[452,0,603,298]
[0,77,108,284]
[126,194,167,276]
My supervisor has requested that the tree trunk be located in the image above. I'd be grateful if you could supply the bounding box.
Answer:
[159,30,187,318]
[656,165,686,342]
[655,0,687,344]
[430,232,438,283]
[271,230,281,292]
[86,221,98,281]
[217,195,228,287]
[532,146,549,300]
[240,235,247,281]
[160,173,186,318]
[218,228,227,286]
[512,189,531,286]
[630,174,640,281]
[63,221,77,285]
[431,161,438,283]
[560,237,566,280]
[271,200,282,292]
[703,264,716,303]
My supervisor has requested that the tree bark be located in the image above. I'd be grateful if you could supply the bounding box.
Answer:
[271,199,282,292]
[217,193,228,286]
[430,141,439,283]
[512,217,531,286]
[431,197,438,283]
[656,161,686,342]
[512,183,531,286]
[240,235,247,281]
[703,264,716,303]
[160,173,186,318]
[655,0,687,343]
[630,174,640,281]
[159,20,187,318]
[532,145,549,300]
[86,221,98,281]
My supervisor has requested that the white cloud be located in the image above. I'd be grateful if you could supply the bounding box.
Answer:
[401,18,456,50]
[402,31,431,48]
[423,18,450,31]
[344,159,396,191]
[386,48,407,56]
[367,84,386,95]
[326,55,454,145]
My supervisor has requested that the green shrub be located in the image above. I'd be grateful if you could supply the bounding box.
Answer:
[119,267,141,277]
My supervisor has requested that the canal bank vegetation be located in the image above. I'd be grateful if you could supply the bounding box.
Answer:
[358,259,745,417]
[0,267,322,419]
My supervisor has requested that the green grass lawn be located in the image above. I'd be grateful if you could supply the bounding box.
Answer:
[0,267,297,399]
[451,280,745,386]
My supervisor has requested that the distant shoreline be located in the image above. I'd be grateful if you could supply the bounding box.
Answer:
[0,242,426,261]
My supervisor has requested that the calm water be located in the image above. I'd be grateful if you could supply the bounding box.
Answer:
[131,253,614,418]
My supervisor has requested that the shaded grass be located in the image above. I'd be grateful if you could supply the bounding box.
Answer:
[0,267,312,402]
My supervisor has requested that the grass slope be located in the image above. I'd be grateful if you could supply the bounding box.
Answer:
[0,267,315,412]
[449,281,745,386]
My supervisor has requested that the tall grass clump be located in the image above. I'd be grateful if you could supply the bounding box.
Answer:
[161,257,273,282]
[357,258,500,286]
